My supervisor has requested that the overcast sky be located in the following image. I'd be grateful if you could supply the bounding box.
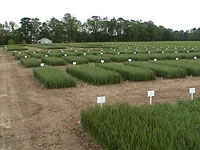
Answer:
[0,0,199,31]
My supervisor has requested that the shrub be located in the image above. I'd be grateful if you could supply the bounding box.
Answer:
[33,66,76,88]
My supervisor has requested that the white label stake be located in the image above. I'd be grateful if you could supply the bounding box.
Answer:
[189,88,195,100]
[40,63,45,67]
[148,90,155,105]
[101,60,104,64]
[97,96,106,107]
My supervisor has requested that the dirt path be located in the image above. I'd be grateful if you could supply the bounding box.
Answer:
[1,47,200,149]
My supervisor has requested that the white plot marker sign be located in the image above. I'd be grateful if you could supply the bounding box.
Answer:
[148,90,155,105]
[101,60,104,64]
[128,59,132,62]
[189,88,195,100]
[40,63,45,67]
[24,56,28,58]
[97,96,106,107]
[73,62,76,65]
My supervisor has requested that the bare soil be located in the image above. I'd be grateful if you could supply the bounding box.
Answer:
[1,47,200,150]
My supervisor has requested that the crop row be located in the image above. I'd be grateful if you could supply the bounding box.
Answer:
[33,66,76,88]
[81,101,200,150]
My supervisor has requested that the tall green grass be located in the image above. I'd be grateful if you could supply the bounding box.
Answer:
[62,56,89,65]
[127,62,187,78]
[81,101,200,150]
[85,55,111,63]
[157,60,200,76]
[33,66,76,88]
[14,53,29,60]
[30,52,46,59]
[67,65,121,85]
[97,63,156,81]
[5,45,28,51]
[20,58,41,68]
[41,57,66,66]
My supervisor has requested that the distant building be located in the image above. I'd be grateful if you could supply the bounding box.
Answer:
[38,38,52,44]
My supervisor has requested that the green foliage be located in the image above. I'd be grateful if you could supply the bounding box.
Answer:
[5,45,28,51]
[81,102,200,150]
[20,58,41,68]
[157,60,200,76]
[33,66,76,88]
[14,53,29,60]
[127,61,187,78]
[84,55,111,63]
[62,56,89,64]
[30,44,66,49]
[97,63,156,81]
[8,39,15,45]
[67,65,121,85]
[30,52,46,58]
[41,57,66,66]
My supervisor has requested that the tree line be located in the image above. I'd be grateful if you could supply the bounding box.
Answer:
[0,13,200,45]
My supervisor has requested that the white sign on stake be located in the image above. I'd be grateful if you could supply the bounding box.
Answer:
[45,55,48,57]
[153,59,157,62]
[97,96,106,107]
[189,88,195,100]
[128,59,132,62]
[101,60,104,64]
[24,56,28,58]
[101,52,103,55]
[194,56,197,60]
[134,52,136,54]
[147,90,155,105]
[162,51,164,54]
[83,53,86,56]
[40,63,44,67]
[64,54,67,56]
[176,58,179,61]
[73,62,76,65]
[117,52,120,55]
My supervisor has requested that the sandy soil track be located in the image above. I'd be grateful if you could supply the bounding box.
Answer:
[1,47,200,150]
